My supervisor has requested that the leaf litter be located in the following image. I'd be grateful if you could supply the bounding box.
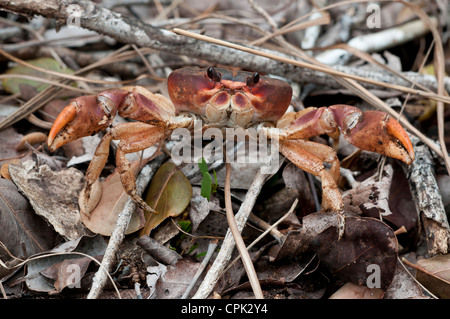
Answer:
[0,0,449,300]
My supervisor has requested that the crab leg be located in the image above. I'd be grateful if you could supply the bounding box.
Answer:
[280,140,345,237]
[282,105,415,164]
[48,87,182,215]
[290,139,341,183]
[277,104,415,238]
[82,122,165,215]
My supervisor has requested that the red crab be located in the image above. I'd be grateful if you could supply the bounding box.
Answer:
[47,67,414,237]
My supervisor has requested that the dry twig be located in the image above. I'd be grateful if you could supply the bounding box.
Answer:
[87,157,163,299]
[192,168,268,299]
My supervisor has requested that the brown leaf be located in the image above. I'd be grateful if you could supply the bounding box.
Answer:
[80,161,146,236]
[155,258,200,299]
[24,235,107,293]
[8,160,91,240]
[0,179,56,268]
[415,254,450,299]
[141,162,192,235]
[40,256,99,293]
[309,215,398,290]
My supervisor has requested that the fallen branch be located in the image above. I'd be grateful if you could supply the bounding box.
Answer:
[403,136,450,256]
[1,0,450,118]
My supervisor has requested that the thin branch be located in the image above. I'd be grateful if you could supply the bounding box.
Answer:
[224,162,263,299]
[192,168,268,299]
[181,240,218,299]
[87,158,163,299]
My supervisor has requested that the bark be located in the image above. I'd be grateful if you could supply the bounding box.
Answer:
[404,135,450,256]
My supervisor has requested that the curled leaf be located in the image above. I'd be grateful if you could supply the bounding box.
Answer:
[415,254,450,299]
[141,162,192,235]
[16,132,48,151]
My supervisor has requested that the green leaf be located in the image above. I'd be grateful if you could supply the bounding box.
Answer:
[178,220,192,233]
[2,58,74,94]
[140,162,192,235]
[198,158,213,200]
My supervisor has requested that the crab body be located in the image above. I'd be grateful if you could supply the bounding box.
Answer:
[47,67,415,238]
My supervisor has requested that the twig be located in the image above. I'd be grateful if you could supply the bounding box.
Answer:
[248,213,284,241]
[181,240,218,299]
[399,257,439,299]
[224,199,299,274]
[192,168,268,299]
[87,158,163,299]
[315,17,437,65]
[403,135,450,255]
[224,162,263,299]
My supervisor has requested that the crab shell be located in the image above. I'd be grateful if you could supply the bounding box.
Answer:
[167,68,293,127]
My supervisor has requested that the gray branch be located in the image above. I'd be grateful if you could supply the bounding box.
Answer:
[403,135,450,255]
[0,0,448,92]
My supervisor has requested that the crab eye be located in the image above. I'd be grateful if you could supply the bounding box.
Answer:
[246,72,260,86]
[207,67,221,82]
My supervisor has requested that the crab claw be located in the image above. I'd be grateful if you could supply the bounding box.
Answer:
[329,105,415,165]
[48,93,122,152]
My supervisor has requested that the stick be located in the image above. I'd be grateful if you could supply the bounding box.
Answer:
[224,162,263,299]
[224,199,299,274]
[192,169,268,299]
[403,135,450,255]
[181,240,218,299]
[87,158,163,299]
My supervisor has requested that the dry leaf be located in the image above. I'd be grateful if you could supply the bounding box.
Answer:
[40,256,100,293]
[8,160,91,240]
[415,254,450,299]
[80,161,146,236]
[309,215,398,290]
[24,235,107,293]
[0,159,20,180]
[141,162,192,235]
[155,258,201,299]
[329,282,384,299]
[0,179,56,269]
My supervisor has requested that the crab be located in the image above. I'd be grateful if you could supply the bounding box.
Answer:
[47,67,415,237]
